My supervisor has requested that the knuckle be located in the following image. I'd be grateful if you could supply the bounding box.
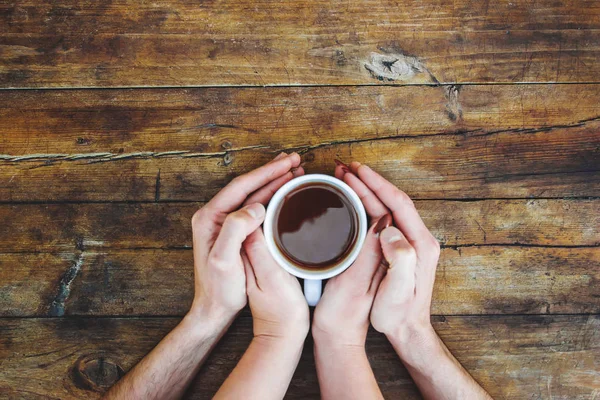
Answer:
[394,245,417,262]
[207,253,230,271]
[224,210,248,227]
[393,189,414,207]
[230,175,245,186]
[191,208,208,227]
[428,235,441,254]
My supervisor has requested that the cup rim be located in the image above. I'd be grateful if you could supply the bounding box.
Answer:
[263,173,368,280]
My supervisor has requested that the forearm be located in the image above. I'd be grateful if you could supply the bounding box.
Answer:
[314,338,383,400]
[214,335,304,400]
[104,308,234,400]
[388,325,492,400]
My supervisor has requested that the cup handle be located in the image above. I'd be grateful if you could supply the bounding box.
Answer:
[304,279,322,306]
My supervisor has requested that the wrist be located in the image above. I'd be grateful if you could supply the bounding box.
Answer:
[186,301,237,336]
[312,323,367,349]
[386,323,442,364]
[313,327,366,355]
[252,331,306,353]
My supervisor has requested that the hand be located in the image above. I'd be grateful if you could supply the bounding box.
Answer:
[321,161,491,400]
[343,162,440,351]
[188,152,303,322]
[243,229,310,342]
[241,162,309,342]
[312,164,392,347]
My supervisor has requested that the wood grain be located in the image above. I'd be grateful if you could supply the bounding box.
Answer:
[1,247,598,317]
[1,85,600,156]
[1,1,600,87]
[2,85,599,201]
[0,316,597,399]
[0,199,597,253]
[1,124,598,202]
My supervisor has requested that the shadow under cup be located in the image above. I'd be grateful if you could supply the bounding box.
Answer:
[264,174,367,306]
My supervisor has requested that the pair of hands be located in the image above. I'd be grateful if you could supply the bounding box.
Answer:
[189,152,440,350]
[313,160,440,351]
[189,152,308,344]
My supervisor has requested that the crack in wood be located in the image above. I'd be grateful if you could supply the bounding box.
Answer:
[154,168,161,202]
[48,253,85,317]
[0,112,598,166]
[0,145,270,164]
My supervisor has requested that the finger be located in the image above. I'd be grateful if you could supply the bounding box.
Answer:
[208,203,266,269]
[369,263,387,294]
[243,171,294,206]
[243,226,290,287]
[206,153,301,214]
[343,172,389,219]
[292,165,305,178]
[269,152,288,163]
[243,164,306,206]
[379,226,416,299]
[334,159,350,180]
[241,250,258,292]
[338,214,390,289]
[352,162,431,247]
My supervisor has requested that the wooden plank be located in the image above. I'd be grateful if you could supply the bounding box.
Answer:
[0,316,597,399]
[0,200,596,253]
[1,85,600,156]
[1,124,598,201]
[2,85,599,201]
[1,1,600,87]
[1,247,598,317]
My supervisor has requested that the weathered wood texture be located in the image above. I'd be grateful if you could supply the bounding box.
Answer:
[2,85,600,156]
[2,131,597,202]
[2,85,598,201]
[1,1,600,87]
[1,247,598,317]
[0,200,596,252]
[0,316,598,399]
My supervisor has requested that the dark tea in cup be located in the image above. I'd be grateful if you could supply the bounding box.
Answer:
[264,174,367,305]
[274,184,358,271]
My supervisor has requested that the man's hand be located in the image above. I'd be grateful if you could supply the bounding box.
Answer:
[345,161,492,400]
[104,153,302,400]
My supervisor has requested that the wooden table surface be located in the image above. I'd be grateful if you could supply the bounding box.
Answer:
[1,1,599,399]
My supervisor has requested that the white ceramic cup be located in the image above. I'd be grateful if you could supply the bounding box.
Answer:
[263,174,368,306]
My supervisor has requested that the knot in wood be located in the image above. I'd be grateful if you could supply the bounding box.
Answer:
[71,355,124,392]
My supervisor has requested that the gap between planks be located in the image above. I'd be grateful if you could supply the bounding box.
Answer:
[4,82,600,91]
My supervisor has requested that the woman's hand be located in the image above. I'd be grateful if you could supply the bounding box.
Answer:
[213,155,309,400]
[188,152,303,323]
[241,161,310,342]
[311,162,392,346]
[310,161,388,400]
[243,229,310,342]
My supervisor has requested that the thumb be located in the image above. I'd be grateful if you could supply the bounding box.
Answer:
[209,203,266,268]
[379,226,417,299]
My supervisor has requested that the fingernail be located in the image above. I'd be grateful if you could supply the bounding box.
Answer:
[291,166,304,177]
[349,161,362,173]
[334,159,350,174]
[373,214,393,235]
[246,203,265,219]
[273,152,287,161]
[334,159,350,169]
[381,227,403,243]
